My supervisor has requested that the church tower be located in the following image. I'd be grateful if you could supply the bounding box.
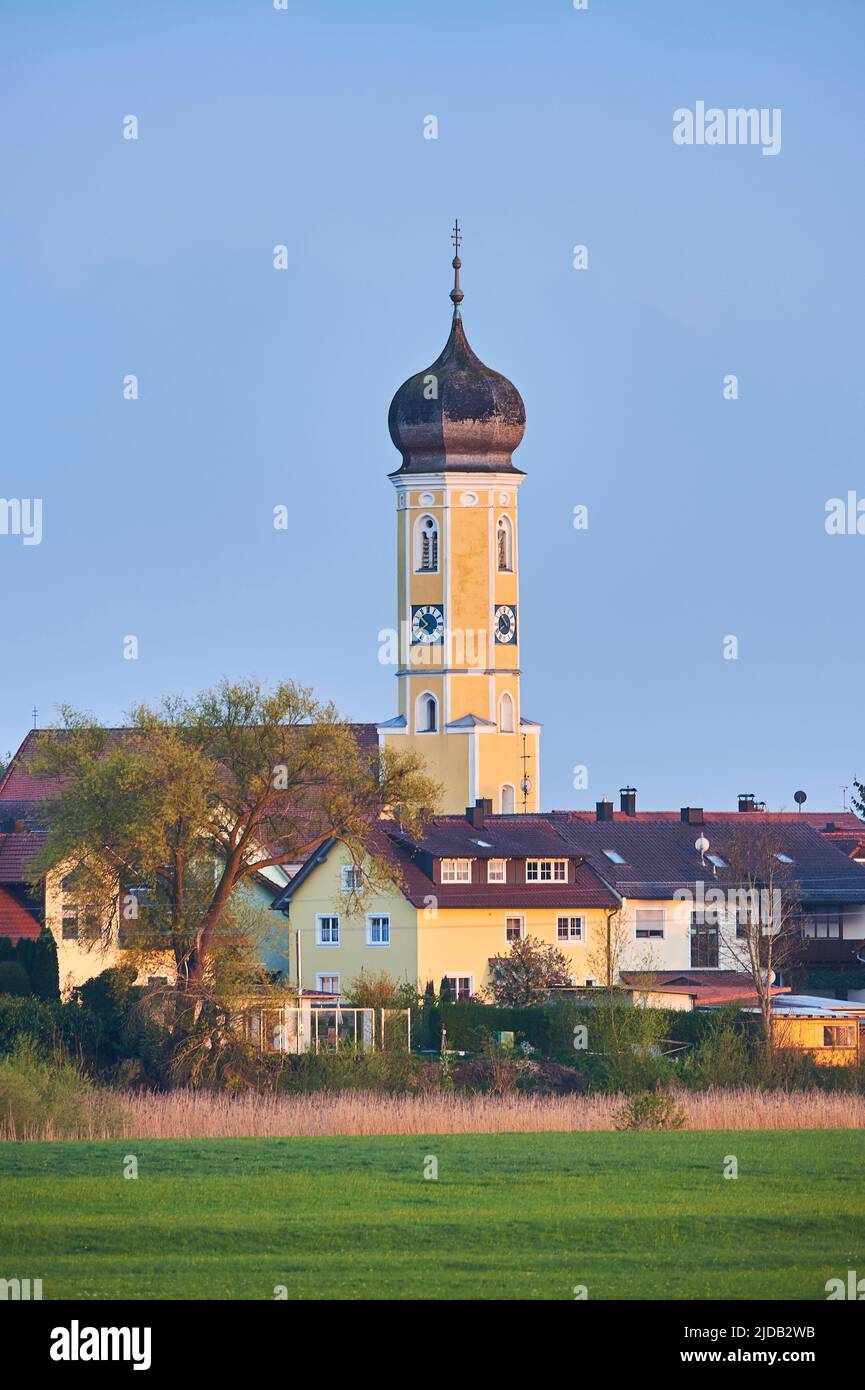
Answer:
[378,225,540,814]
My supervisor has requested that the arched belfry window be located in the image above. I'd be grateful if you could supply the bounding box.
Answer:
[415,515,439,573]
[500,784,516,814]
[415,691,438,734]
[496,515,513,572]
[499,692,515,733]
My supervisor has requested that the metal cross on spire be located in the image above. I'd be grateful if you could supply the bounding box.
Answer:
[450,219,464,314]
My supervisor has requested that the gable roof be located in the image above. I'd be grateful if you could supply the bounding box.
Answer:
[548,814,865,904]
[0,725,381,807]
[0,887,42,941]
[0,832,45,883]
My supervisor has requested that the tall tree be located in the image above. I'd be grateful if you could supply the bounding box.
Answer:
[717,823,803,1043]
[30,679,440,1000]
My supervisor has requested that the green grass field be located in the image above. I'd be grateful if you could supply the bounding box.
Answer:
[1,1130,863,1299]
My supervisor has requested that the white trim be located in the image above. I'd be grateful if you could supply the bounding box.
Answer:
[487,858,507,883]
[500,783,516,815]
[316,972,341,995]
[365,912,391,946]
[443,972,474,1002]
[634,907,666,940]
[499,691,515,733]
[556,914,586,944]
[315,913,341,947]
[413,512,440,575]
[505,914,525,944]
[414,689,439,735]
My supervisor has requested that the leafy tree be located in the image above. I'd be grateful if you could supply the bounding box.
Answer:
[852,778,865,821]
[29,679,440,1008]
[487,935,572,1007]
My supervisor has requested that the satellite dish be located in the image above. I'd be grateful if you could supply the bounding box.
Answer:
[794,790,807,809]
[695,833,709,863]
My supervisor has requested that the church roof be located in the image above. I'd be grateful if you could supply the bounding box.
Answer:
[388,226,526,474]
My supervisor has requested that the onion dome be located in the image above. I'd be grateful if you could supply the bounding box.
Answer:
[388,223,526,474]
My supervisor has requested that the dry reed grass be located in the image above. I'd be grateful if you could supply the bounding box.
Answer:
[5,1086,865,1141]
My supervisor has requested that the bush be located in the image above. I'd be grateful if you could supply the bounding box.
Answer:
[614,1090,686,1132]
[0,930,60,1001]
[0,1041,128,1139]
[0,961,32,998]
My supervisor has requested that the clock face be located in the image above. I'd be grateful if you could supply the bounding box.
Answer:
[494,604,517,644]
[411,604,445,645]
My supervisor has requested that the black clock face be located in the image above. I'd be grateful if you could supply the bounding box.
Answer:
[494,604,517,644]
[411,604,445,644]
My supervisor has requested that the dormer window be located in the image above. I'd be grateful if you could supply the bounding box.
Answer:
[441,858,472,883]
[526,859,567,883]
[415,515,439,573]
[487,859,506,883]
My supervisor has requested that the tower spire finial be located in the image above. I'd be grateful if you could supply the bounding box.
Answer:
[450,219,464,316]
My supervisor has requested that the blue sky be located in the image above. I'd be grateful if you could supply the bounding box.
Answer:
[1,0,863,814]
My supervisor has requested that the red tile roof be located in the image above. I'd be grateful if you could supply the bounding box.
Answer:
[0,888,42,941]
[619,970,789,1006]
[0,832,45,882]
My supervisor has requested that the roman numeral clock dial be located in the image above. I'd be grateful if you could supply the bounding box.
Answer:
[494,604,517,644]
[411,604,445,644]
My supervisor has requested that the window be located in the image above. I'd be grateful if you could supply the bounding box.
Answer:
[584,977,597,988]
[557,916,585,942]
[496,515,513,571]
[689,912,719,967]
[444,973,473,1003]
[603,849,626,865]
[341,866,363,893]
[506,916,524,943]
[60,875,99,940]
[317,973,341,996]
[823,1024,856,1048]
[500,784,516,815]
[415,691,438,733]
[801,913,841,940]
[414,514,439,572]
[499,692,515,733]
[487,859,506,883]
[635,908,665,939]
[775,853,794,864]
[316,915,340,946]
[526,859,567,882]
[441,859,472,883]
[366,914,390,946]
[706,853,727,870]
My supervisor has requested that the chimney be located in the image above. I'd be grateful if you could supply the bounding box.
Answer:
[13,820,26,834]
[738,793,756,813]
[466,797,492,829]
[680,807,704,825]
[596,799,614,822]
[619,787,637,817]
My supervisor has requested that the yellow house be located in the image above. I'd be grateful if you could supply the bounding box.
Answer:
[273,800,622,999]
[379,228,540,815]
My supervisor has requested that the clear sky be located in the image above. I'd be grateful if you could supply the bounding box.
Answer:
[1,0,863,815]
